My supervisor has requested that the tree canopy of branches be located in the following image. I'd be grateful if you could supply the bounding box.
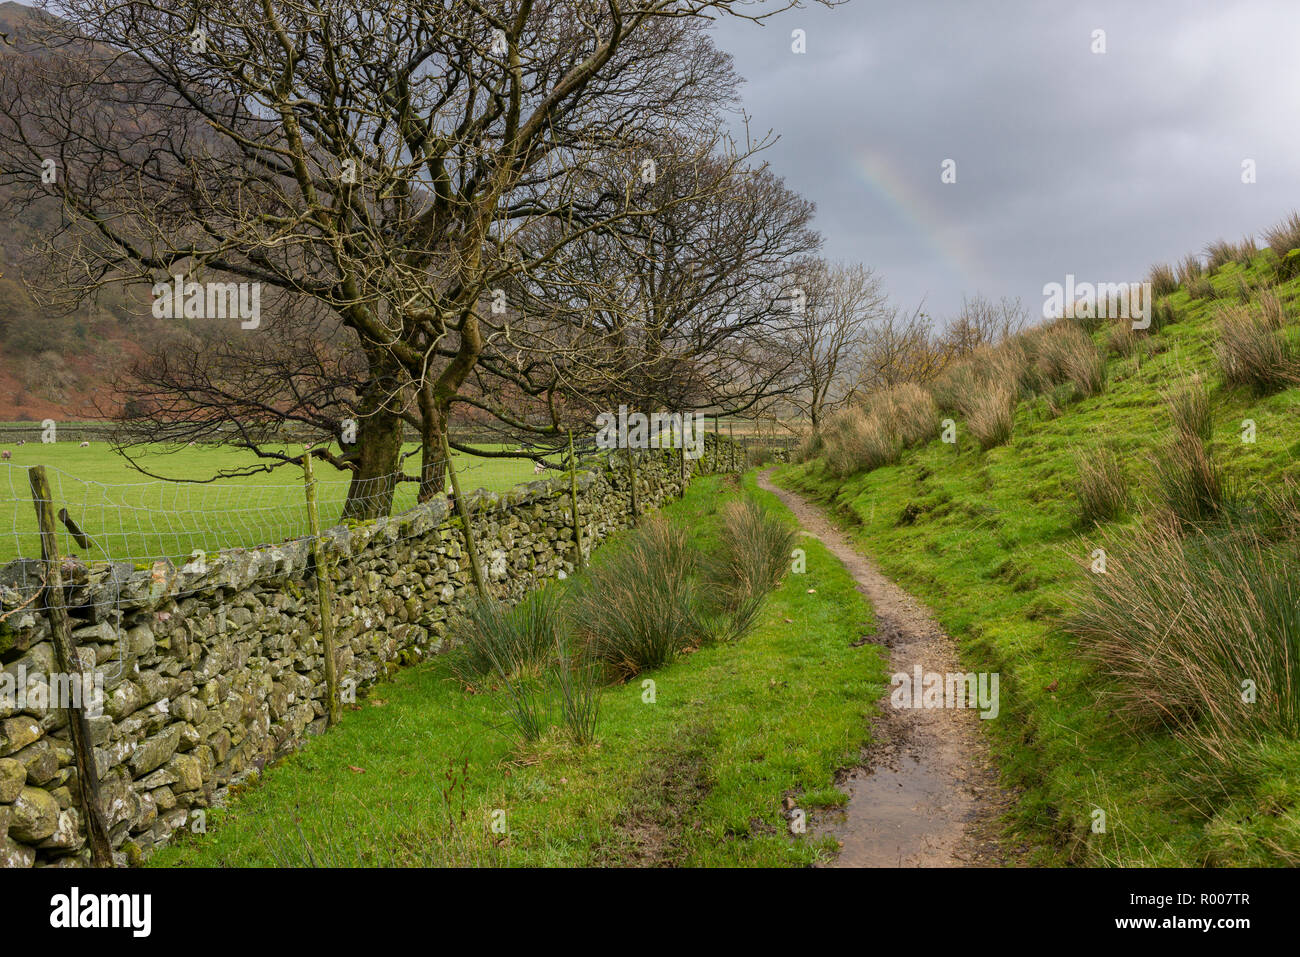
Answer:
[499,146,821,429]
[946,294,1028,356]
[0,0,833,518]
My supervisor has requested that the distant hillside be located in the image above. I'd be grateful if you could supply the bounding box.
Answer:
[0,1,165,420]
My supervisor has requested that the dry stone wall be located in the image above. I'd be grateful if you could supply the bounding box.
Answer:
[0,437,743,866]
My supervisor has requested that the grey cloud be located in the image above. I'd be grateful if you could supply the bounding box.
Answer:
[711,0,1300,321]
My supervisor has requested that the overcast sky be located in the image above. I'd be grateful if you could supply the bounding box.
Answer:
[709,0,1300,324]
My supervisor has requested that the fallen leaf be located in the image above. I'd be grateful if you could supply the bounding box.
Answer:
[348,765,366,774]
[1044,679,1059,693]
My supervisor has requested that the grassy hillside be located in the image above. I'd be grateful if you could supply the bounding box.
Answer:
[778,232,1300,866]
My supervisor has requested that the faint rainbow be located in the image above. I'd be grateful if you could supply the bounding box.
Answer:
[849,147,984,290]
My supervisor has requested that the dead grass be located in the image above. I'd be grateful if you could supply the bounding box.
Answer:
[820,384,937,477]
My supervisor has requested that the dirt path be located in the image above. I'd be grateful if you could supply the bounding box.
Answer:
[758,471,1016,867]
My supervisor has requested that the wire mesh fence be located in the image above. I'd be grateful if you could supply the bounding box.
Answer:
[0,416,770,585]
[0,443,549,568]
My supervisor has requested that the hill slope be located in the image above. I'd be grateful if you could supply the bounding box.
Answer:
[0,1,165,420]
[778,243,1300,865]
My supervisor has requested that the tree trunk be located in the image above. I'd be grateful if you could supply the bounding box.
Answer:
[340,355,405,521]
[417,383,447,503]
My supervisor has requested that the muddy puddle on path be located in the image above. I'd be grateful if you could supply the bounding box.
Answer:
[756,471,1017,868]
[824,757,954,867]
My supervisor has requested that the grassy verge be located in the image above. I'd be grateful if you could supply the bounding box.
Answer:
[148,472,887,867]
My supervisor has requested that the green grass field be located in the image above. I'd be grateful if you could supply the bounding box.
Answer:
[147,473,888,867]
[778,252,1300,866]
[0,441,540,566]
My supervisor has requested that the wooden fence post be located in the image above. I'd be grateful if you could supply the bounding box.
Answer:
[568,430,584,572]
[302,453,340,728]
[626,447,640,525]
[441,430,487,597]
[27,466,113,867]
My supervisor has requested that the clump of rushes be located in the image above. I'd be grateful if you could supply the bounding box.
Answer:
[794,428,823,463]
[1204,239,1235,272]
[1037,320,1106,398]
[553,633,600,745]
[1073,447,1130,526]
[1205,237,1253,272]
[720,498,798,598]
[701,497,800,640]
[1147,262,1177,297]
[819,383,938,478]
[887,383,940,447]
[1165,376,1212,443]
[1151,385,1232,527]
[1256,288,1286,329]
[449,588,564,686]
[820,404,897,477]
[1176,254,1204,287]
[1214,306,1300,394]
[967,384,1016,450]
[494,669,551,744]
[1234,236,1258,266]
[1066,516,1300,762]
[572,516,702,680]
[1264,210,1300,258]
[1235,275,1253,304]
[930,359,982,417]
[1186,273,1216,300]
[1106,322,1139,358]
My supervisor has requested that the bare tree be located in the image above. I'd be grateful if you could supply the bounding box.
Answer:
[945,294,1028,356]
[849,301,948,396]
[784,259,887,432]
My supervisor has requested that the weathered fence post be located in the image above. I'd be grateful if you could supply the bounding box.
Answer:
[27,465,113,867]
[301,452,340,728]
[728,421,735,471]
[626,446,640,525]
[441,430,487,597]
[568,429,584,572]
